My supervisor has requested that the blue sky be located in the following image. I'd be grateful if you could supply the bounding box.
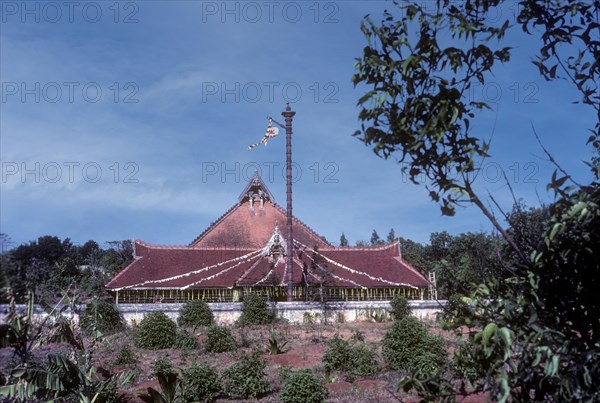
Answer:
[0,1,596,249]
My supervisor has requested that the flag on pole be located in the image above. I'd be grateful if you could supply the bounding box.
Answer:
[247,117,279,150]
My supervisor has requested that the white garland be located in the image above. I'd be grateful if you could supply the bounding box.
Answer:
[300,247,367,289]
[180,252,262,289]
[115,249,262,291]
[294,240,418,289]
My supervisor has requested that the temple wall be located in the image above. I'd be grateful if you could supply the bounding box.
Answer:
[116,300,446,325]
[1,301,445,326]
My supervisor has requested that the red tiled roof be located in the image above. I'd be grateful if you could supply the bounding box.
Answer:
[105,174,429,291]
[105,240,428,290]
[189,200,330,249]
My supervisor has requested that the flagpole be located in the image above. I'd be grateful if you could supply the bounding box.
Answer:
[282,104,296,302]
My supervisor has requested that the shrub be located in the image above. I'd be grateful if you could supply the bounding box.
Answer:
[389,294,411,320]
[238,293,274,325]
[205,325,236,353]
[222,352,271,398]
[178,300,214,328]
[174,330,198,350]
[79,298,125,334]
[180,364,221,403]
[322,335,379,377]
[382,316,447,374]
[279,370,328,403]
[350,344,379,376]
[135,311,176,350]
[115,344,137,366]
[153,356,175,377]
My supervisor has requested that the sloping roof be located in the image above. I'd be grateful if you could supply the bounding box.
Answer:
[105,174,429,291]
[105,240,428,290]
[189,200,330,249]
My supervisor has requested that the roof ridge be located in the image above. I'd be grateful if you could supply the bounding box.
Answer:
[272,203,330,246]
[137,240,255,252]
[188,203,240,246]
[319,242,398,252]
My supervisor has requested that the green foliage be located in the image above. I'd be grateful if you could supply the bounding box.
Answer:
[152,356,175,377]
[116,344,137,366]
[339,233,349,246]
[322,334,379,377]
[389,294,411,320]
[0,292,134,402]
[238,293,275,325]
[266,328,288,355]
[177,300,214,328]
[279,370,328,403]
[80,298,125,335]
[139,372,180,403]
[355,0,600,400]
[205,325,236,353]
[135,312,176,350]
[221,352,271,398]
[174,330,198,350]
[368,308,390,322]
[180,364,221,403]
[382,316,447,374]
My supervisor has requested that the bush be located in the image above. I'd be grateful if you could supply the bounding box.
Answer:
[389,294,411,320]
[350,344,379,376]
[382,316,447,374]
[205,325,236,353]
[322,335,378,377]
[222,352,271,398]
[279,370,328,403]
[178,300,214,328]
[79,298,125,334]
[152,356,175,377]
[238,293,274,325]
[115,344,137,366]
[174,330,198,350]
[180,363,221,403]
[135,311,176,350]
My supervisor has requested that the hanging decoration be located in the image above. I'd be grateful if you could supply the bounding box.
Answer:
[247,117,279,150]
[294,239,419,289]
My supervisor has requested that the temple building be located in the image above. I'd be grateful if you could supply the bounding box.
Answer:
[105,174,430,303]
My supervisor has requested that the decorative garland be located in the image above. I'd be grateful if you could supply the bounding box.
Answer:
[299,247,367,289]
[294,240,418,289]
[181,251,262,289]
[115,249,262,291]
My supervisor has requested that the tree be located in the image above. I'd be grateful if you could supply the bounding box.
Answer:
[370,230,383,246]
[386,228,396,243]
[339,233,349,247]
[354,0,599,400]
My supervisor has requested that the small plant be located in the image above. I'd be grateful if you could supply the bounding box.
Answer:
[279,370,328,403]
[349,343,379,376]
[79,297,125,334]
[116,344,137,366]
[390,294,411,320]
[336,312,346,323]
[351,330,365,343]
[174,330,198,350]
[266,327,288,355]
[322,334,379,377]
[238,293,275,325]
[303,312,314,324]
[205,325,236,353]
[153,356,175,377]
[382,316,447,374]
[369,308,390,322]
[222,352,271,398]
[139,372,180,403]
[135,311,177,350]
[180,363,221,403]
[178,300,214,329]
